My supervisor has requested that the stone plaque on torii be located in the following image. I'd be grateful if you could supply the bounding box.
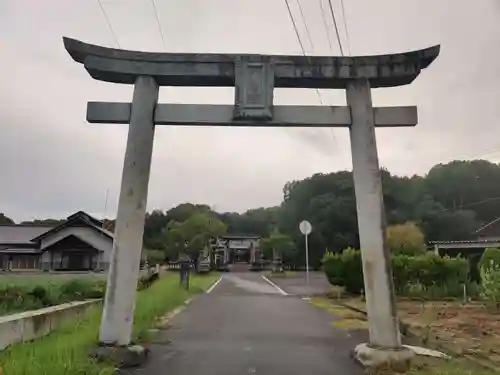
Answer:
[63,37,439,367]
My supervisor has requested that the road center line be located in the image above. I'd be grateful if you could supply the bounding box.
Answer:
[206,275,224,294]
[261,275,288,296]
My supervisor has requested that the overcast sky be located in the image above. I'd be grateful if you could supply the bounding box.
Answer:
[1,0,499,222]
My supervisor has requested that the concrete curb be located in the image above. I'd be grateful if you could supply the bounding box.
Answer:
[0,299,100,351]
[154,297,194,330]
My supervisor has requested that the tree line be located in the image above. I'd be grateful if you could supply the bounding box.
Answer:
[2,160,500,266]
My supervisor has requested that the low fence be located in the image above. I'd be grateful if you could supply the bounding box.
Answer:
[0,299,99,351]
[167,262,182,270]
[166,261,304,272]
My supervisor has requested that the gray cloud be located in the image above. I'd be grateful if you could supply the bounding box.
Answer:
[1,0,499,222]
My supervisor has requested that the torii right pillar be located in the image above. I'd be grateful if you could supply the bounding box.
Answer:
[346,62,439,367]
[347,77,409,367]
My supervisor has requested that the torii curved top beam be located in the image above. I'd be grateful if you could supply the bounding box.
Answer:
[63,37,439,89]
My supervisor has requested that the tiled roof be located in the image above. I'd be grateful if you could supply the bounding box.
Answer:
[429,239,500,245]
[0,248,41,254]
[0,226,52,244]
[32,213,113,241]
[219,235,261,239]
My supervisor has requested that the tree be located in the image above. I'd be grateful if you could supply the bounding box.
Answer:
[425,160,500,224]
[278,171,359,266]
[218,206,280,237]
[163,212,227,260]
[420,209,478,241]
[386,222,426,256]
[143,204,218,250]
[20,218,64,225]
[260,231,296,266]
[0,213,14,225]
[144,249,165,265]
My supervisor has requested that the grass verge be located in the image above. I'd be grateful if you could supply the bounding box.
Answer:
[0,277,106,315]
[0,273,219,375]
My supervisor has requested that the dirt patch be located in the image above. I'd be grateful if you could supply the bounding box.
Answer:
[340,297,500,368]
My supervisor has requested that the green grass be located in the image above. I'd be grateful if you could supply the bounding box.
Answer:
[0,273,219,375]
[0,277,106,315]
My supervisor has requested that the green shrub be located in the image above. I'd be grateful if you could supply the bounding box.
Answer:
[387,222,426,256]
[59,279,105,300]
[59,279,89,299]
[392,253,468,293]
[0,286,43,314]
[322,248,363,294]
[85,280,106,299]
[29,285,53,306]
[464,281,483,300]
[479,247,500,271]
[145,249,166,265]
[322,252,344,286]
[481,264,500,306]
[323,248,470,298]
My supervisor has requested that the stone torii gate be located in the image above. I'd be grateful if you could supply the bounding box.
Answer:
[63,37,439,367]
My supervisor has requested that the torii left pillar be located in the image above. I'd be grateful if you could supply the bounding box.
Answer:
[100,75,158,344]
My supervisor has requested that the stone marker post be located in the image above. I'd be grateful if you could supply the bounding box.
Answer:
[99,76,159,345]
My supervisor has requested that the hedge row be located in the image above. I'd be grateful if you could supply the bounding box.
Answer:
[323,248,469,295]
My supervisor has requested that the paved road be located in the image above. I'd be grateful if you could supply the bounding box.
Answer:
[133,273,363,375]
[267,272,332,297]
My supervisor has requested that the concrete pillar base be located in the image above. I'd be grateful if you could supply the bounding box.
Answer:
[352,343,415,372]
[91,344,149,368]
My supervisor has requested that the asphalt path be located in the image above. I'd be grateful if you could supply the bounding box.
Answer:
[131,272,363,375]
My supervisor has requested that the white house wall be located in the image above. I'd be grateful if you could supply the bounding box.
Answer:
[39,226,113,271]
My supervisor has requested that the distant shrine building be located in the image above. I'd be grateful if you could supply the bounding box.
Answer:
[212,235,261,266]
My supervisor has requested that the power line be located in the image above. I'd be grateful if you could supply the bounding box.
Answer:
[437,196,500,213]
[339,0,351,55]
[326,0,344,55]
[318,0,334,52]
[284,0,339,151]
[151,0,167,50]
[283,0,323,106]
[97,0,121,48]
[296,0,315,50]
[284,0,308,55]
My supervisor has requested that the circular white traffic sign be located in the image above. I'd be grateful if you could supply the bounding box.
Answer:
[299,220,312,235]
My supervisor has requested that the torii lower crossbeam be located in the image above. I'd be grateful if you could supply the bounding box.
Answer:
[87,102,417,127]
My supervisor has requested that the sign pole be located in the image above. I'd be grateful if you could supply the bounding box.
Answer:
[305,232,309,285]
[299,220,312,286]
